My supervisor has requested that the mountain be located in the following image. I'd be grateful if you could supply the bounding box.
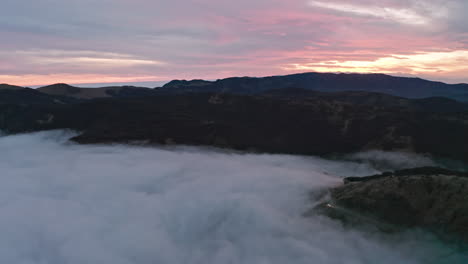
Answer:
[1,73,468,162]
[37,83,155,99]
[264,88,468,113]
[0,84,25,90]
[161,73,468,102]
[0,88,80,105]
[3,72,468,101]
[1,89,467,162]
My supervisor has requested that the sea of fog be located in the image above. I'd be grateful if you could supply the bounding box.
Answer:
[0,130,466,264]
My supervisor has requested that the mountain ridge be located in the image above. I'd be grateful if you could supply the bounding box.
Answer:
[160,72,468,102]
[37,83,155,99]
[3,72,468,101]
[0,84,26,90]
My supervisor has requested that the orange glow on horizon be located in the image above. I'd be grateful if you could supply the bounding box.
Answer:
[0,74,167,87]
[283,50,468,80]
[2,50,468,87]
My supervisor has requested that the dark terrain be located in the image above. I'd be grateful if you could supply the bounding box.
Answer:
[0,85,467,162]
[316,167,468,243]
[36,83,154,99]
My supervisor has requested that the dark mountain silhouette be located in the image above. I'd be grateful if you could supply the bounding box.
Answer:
[0,88,467,162]
[161,73,468,102]
[1,72,467,161]
[0,84,25,90]
[0,88,80,105]
[37,83,154,99]
[3,72,468,101]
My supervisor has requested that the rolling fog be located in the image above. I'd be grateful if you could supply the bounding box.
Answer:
[0,130,465,264]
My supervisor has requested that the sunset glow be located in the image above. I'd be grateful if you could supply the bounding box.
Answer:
[285,50,468,77]
[0,74,167,87]
[1,0,467,86]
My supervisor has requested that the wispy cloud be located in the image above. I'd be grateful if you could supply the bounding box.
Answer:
[12,50,165,66]
[308,1,431,25]
[0,74,166,87]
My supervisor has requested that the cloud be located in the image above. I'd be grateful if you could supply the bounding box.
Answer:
[308,1,432,25]
[283,50,468,83]
[14,49,165,67]
[0,130,465,263]
[0,49,167,85]
[1,0,468,85]
[0,74,168,87]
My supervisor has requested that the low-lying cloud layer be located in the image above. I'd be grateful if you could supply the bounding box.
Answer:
[0,130,465,263]
[1,0,468,86]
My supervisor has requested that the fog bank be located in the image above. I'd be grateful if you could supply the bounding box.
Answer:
[0,131,465,264]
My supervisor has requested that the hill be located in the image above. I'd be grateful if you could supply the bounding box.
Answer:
[0,89,466,162]
[161,73,468,102]
[37,83,155,99]
[0,84,25,90]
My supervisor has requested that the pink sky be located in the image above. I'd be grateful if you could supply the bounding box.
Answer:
[1,0,468,86]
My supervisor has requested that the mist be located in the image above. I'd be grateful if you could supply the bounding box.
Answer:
[0,130,466,264]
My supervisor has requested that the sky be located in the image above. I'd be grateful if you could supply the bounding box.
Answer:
[1,0,468,86]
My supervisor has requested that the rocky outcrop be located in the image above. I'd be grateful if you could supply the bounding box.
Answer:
[317,167,468,242]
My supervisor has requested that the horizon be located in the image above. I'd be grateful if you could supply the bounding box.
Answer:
[6,72,468,89]
[1,0,468,86]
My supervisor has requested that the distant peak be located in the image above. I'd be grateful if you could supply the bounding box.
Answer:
[43,83,75,88]
[163,79,212,88]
